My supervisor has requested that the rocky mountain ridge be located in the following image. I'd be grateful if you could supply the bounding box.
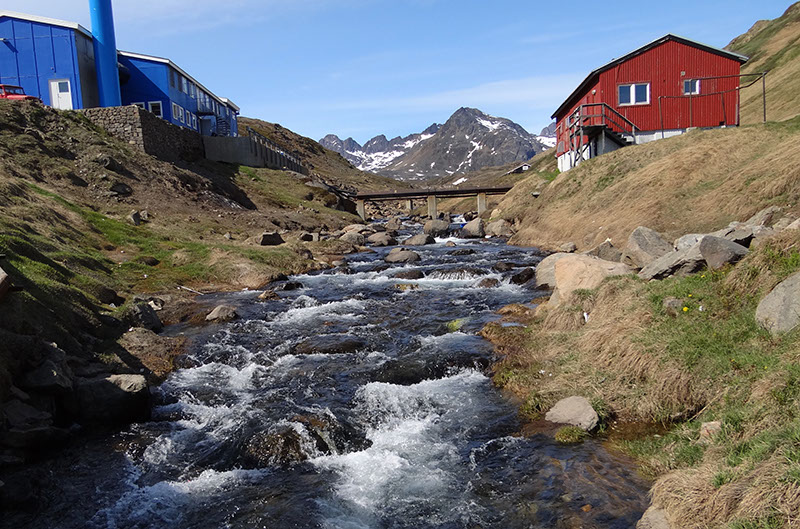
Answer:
[321,108,554,182]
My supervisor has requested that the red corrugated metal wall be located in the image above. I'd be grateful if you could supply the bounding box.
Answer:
[555,39,742,156]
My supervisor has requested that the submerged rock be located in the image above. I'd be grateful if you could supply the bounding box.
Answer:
[206,305,238,323]
[423,219,450,238]
[403,233,435,246]
[393,269,425,280]
[293,335,367,355]
[74,374,150,424]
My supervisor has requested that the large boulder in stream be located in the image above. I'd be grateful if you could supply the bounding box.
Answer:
[423,219,451,238]
[403,233,435,246]
[460,218,485,238]
[367,232,397,247]
[385,249,421,264]
[73,374,150,424]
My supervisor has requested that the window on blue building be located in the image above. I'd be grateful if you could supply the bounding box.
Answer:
[148,101,163,118]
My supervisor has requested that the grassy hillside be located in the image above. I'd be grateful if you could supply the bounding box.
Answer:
[239,116,411,193]
[501,119,800,251]
[0,100,367,400]
[728,2,800,124]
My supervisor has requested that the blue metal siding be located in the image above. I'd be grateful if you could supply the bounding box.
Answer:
[0,17,83,108]
[119,55,169,120]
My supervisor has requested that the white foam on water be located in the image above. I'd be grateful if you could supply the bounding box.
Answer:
[273,297,367,325]
[313,371,489,524]
[415,331,474,348]
[92,468,266,528]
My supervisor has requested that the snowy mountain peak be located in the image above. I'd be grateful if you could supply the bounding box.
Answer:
[320,109,550,182]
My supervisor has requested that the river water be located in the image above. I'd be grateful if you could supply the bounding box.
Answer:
[3,227,650,529]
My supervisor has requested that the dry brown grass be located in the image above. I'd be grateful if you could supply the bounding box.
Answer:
[504,123,800,251]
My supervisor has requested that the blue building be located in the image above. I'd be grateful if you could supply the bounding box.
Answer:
[0,10,238,136]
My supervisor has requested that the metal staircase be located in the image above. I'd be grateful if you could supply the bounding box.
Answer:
[567,103,639,167]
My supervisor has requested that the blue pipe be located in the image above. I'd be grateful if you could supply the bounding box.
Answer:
[89,0,121,107]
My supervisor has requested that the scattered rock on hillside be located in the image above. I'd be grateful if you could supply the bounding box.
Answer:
[622,227,673,268]
[298,232,315,242]
[674,234,705,251]
[259,231,285,246]
[545,396,599,431]
[127,210,142,226]
[206,305,238,323]
[535,253,572,289]
[698,236,748,270]
[460,218,485,238]
[126,303,163,332]
[367,232,397,246]
[775,216,799,231]
[550,255,632,306]
[638,244,705,281]
[424,219,450,238]
[746,206,782,227]
[403,233,435,246]
[339,231,365,245]
[559,242,577,253]
[74,374,150,424]
[756,271,800,334]
[110,182,133,196]
[636,506,672,529]
[785,218,800,231]
[699,421,722,443]
[662,297,685,317]
[385,249,420,264]
[586,240,622,262]
[486,219,514,238]
[713,223,755,247]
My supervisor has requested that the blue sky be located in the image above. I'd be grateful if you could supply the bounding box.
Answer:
[7,1,793,143]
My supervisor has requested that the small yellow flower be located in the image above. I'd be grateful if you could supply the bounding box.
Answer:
[688,294,693,298]
[683,307,689,312]
[701,275,706,278]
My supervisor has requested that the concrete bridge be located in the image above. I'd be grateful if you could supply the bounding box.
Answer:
[354,186,514,221]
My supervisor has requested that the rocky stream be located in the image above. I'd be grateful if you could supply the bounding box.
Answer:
[2,224,650,529]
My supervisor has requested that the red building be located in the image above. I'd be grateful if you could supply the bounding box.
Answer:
[552,34,748,172]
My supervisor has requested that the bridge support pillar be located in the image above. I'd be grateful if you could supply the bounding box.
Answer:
[356,199,366,221]
[405,199,413,212]
[477,193,487,215]
[427,195,438,219]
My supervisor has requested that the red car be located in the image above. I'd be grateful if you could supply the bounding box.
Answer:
[0,85,39,101]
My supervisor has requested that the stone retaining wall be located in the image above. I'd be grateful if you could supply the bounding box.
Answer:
[79,106,205,163]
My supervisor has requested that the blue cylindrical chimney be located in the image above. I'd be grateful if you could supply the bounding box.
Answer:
[89,0,121,107]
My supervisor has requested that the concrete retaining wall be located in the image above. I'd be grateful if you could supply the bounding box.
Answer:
[204,135,308,174]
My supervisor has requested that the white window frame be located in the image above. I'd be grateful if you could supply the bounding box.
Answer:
[172,102,180,121]
[132,102,145,109]
[192,114,197,129]
[179,107,185,124]
[683,79,701,95]
[618,82,650,106]
[148,101,163,118]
